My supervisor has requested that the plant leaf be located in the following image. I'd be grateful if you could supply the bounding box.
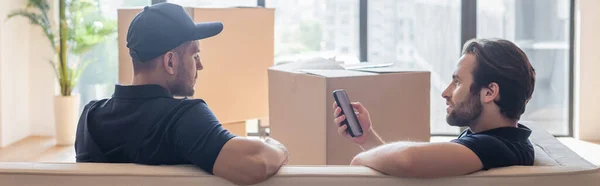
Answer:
[7,9,57,53]
[70,58,95,89]
[27,0,50,11]
[67,0,116,55]
[8,0,116,96]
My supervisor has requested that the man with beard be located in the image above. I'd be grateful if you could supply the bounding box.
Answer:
[75,3,288,185]
[333,38,536,178]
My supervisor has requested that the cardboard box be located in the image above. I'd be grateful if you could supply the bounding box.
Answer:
[222,120,247,137]
[191,8,273,124]
[268,65,431,165]
[118,7,273,124]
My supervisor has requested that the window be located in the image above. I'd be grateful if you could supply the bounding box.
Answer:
[368,0,462,135]
[366,0,572,136]
[76,0,151,113]
[478,0,572,136]
[266,0,360,63]
[341,47,350,53]
[168,0,256,7]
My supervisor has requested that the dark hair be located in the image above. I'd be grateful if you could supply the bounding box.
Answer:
[462,38,536,120]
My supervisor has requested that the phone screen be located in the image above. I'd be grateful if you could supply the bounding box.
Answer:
[333,89,363,137]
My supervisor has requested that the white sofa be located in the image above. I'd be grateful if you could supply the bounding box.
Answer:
[0,126,598,186]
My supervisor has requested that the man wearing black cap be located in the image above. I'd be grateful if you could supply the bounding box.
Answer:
[74,3,289,185]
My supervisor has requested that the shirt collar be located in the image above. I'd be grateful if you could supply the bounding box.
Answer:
[113,84,173,99]
[461,123,532,141]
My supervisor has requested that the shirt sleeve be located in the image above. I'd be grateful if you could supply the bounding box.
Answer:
[170,101,237,174]
[451,134,518,170]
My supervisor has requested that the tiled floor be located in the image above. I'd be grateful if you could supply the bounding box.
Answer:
[0,136,598,165]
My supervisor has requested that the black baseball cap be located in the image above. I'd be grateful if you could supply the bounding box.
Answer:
[126,2,223,62]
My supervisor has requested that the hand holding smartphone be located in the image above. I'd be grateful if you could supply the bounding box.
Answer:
[333,89,363,137]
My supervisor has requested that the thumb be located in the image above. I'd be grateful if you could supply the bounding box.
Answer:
[351,102,366,113]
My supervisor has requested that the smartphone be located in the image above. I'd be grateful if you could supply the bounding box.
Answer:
[333,89,363,137]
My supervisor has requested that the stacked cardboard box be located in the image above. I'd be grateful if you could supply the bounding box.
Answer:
[118,7,275,136]
[269,60,431,165]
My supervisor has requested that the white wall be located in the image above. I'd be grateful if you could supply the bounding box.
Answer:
[28,39,56,136]
[0,0,32,147]
[0,0,56,147]
[28,0,57,137]
[575,0,600,142]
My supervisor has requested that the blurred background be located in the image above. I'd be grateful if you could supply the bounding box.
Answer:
[79,0,572,136]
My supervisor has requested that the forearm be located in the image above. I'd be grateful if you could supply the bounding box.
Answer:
[352,141,421,177]
[354,142,485,178]
[359,129,386,151]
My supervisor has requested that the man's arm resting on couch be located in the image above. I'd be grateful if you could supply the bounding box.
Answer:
[213,137,288,185]
[351,142,482,178]
[172,103,288,185]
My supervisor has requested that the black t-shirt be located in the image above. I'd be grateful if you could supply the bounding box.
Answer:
[451,124,534,170]
[74,84,236,174]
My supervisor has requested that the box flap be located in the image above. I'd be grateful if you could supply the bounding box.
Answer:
[269,57,428,77]
[299,69,377,77]
[339,62,394,70]
[349,66,426,73]
[270,57,345,71]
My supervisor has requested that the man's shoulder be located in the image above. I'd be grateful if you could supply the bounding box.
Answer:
[451,132,505,147]
[82,98,111,112]
[454,131,531,148]
[128,97,212,121]
[455,126,532,144]
[171,98,210,112]
[451,128,534,169]
[84,97,207,109]
[81,97,211,124]
[159,98,215,124]
[160,97,208,107]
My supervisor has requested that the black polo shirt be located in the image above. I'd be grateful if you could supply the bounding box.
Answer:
[74,84,236,174]
[451,124,534,170]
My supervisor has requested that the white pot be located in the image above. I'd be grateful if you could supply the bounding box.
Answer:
[54,94,80,146]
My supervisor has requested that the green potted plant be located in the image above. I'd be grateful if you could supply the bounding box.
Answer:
[7,0,116,145]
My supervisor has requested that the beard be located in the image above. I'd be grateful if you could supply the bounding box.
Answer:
[446,92,483,127]
[168,66,196,97]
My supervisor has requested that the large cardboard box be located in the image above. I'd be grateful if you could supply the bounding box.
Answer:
[191,8,274,124]
[269,65,431,165]
[118,7,274,128]
[222,121,247,137]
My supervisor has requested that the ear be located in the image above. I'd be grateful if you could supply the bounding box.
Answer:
[162,52,176,75]
[481,82,500,103]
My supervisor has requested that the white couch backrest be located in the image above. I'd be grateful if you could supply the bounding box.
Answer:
[0,125,597,186]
